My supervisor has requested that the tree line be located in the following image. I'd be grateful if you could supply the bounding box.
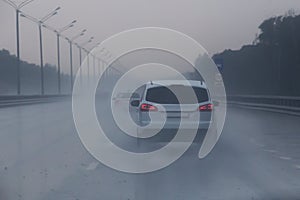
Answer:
[0,49,71,95]
[213,13,300,96]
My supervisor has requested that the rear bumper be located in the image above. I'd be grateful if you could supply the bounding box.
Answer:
[139,121,211,130]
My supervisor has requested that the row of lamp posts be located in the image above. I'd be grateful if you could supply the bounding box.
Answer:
[2,0,108,95]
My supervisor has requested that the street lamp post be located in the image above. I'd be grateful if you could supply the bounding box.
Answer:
[55,20,76,94]
[2,0,35,95]
[20,7,60,95]
[56,34,60,93]
[89,42,100,82]
[97,58,102,77]
[85,49,90,82]
[273,17,282,92]
[97,58,100,76]
[38,23,45,95]
[69,41,73,91]
[78,46,82,84]
[77,37,93,83]
[93,55,96,82]
[16,9,20,95]
[68,29,86,91]
[37,7,60,95]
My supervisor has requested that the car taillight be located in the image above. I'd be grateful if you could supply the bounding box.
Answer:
[199,103,213,111]
[140,103,158,112]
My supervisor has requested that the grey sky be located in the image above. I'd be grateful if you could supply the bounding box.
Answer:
[1,0,300,74]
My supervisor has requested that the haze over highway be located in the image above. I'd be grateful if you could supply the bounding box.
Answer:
[1,0,300,199]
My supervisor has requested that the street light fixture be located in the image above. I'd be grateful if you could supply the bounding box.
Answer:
[79,37,94,47]
[40,7,60,22]
[58,20,77,33]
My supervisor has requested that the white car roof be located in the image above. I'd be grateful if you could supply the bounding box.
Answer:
[146,80,207,88]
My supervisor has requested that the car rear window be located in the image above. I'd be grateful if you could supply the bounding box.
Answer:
[146,85,209,104]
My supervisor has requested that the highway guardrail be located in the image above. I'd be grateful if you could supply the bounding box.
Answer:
[228,95,300,116]
[0,95,70,108]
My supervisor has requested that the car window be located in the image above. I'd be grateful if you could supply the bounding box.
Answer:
[133,85,146,100]
[146,85,209,104]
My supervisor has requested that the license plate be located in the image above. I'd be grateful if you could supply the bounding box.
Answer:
[167,112,189,118]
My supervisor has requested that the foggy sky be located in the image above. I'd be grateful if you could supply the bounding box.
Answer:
[1,0,300,74]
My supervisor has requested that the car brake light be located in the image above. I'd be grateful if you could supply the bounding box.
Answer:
[199,103,213,111]
[140,103,158,112]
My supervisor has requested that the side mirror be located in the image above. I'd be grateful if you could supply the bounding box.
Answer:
[131,93,140,99]
[213,100,220,107]
[130,100,140,107]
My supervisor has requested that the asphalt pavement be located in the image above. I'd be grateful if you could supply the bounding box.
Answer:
[0,100,299,200]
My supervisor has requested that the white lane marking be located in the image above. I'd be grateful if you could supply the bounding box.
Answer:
[254,143,265,148]
[263,149,278,153]
[250,139,265,148]
[294,165,300,170]
[279,156,292,160]
[86,162,99,171]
